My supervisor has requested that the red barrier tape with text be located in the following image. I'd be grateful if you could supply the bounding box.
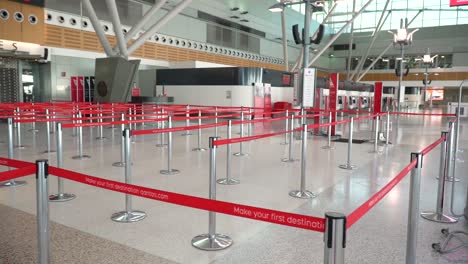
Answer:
[48,167,325,232]
[0,166,36,182]
[0,157,35,168]
[346,159,417,229]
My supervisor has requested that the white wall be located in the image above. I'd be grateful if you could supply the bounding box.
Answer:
[163,85,253,107]
[163,85,294,107]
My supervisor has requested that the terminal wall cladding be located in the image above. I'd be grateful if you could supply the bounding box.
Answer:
[155,67,294,107]
[153,67,379,109]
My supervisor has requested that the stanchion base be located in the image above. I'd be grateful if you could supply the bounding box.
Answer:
[156,143,168,147]
[72,155,91,160]
[446,177,461,182]
[14,145,26,149]
[321,146,335,150]
[29,129,39,133]
[281,158,298,162]
[191,234,233,251]
[107,126,117,130]
[233,152,248,157]
[96,137,107,140]
[41,150,56,154]
[112,161,125,167]
[160,169,180,175]
[111,211,147,223]
[289,190,316,199]
[456,158,464,163]
[280,142,289,145]
[339,164,357,170]
[181,133,192,136]
[49,193,76,202]
[217,178,240,185]
[0,180,27,188]
[420,212,458,223]
[368,150,382,154]
[192,148,207,152]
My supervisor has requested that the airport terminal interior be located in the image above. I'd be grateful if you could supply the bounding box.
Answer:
[0,0,467,263]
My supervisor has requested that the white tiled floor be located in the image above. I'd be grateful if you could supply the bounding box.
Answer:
[0,110,466,263]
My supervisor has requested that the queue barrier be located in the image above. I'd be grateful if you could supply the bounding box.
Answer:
[0,109,461,264]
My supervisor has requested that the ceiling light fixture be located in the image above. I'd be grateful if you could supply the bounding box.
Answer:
[268,3,284,12]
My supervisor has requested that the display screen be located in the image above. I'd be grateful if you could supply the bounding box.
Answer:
[426,89,444,101]
[11,0,45,7]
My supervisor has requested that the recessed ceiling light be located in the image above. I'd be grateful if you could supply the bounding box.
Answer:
[230,16,239,19]
[231,7,239,11]
[240,19,249,22]
[240,11,248,15]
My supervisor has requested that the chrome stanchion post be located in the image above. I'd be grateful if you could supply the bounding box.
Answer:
[96,108,106,140]
[385,112,391,145]
[406,152,423,264]
[156,109,168,147]
[214,107,219,137]
[192,137,233,250]
[42,109,56,154]
[192,110,206,151]
[29,108,39,133]
[51,109,56,134]
[282,115,297,162]
[289,124,316,199]
[280,110,289,145]
[111,129,147,223]
[323,212,346,264]
[112,113,126,167]
[36,159,50,264]
[181,105,192,136]
[339,117,356,170]
[248,108,253,137]
[420,132,457,223]
[49,123,76,202]
[108,103,116,129]
[369,115,381,154]
[322,112,334,150]
[445,122,460,182]
[0,118,27,187]
[15,107,25,149]
[72,111,91,160]
[72,107,77,137]
[160,116,180,175]
[217,120,239,185]
[233,112,248,156]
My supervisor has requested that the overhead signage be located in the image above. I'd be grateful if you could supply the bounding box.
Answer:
[450,0,468,6]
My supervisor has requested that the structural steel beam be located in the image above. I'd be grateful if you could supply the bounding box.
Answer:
[105,0,128,57]
[82,0,115,57]
[346,0,356,80]
[350,0,391,80]
[356,10,423,81]
[281,4,289,71]
[124,0,166,42]
[127,0,193,55]
[308,0,375,67]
